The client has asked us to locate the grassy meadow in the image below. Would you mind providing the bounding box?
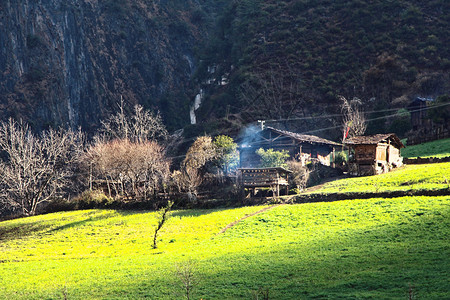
[1,137,450,299]
[308,162,450,194]
[402,138,450,158]
[1,195,449,299]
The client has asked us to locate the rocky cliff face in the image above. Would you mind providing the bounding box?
[0,0,210,131]
[2,0,448,136]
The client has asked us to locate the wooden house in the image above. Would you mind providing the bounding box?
[239,126,341,168]
[345,134,404,176]
[406,97,449,145]
[239,167,292,197]
[407,97,434,131]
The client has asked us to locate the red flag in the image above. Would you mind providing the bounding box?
[345,126,350,139]
[343,121,352,141]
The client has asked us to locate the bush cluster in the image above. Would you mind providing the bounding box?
[73,190,114,209]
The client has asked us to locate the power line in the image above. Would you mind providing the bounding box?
[263,102,449,123]
[298,102,450,135]
[166,101,450,159]
[231,98,414,123]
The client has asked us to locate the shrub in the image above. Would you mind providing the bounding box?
[213,135,238,174]
[256,148,289,168]
[42,198,76,214]
[73,190,114,209]
[334,151,348,167]
[286,160,309,192]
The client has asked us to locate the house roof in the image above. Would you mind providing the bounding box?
[266,126,341,146]
[345,134,405,148]
[408,97,434,109]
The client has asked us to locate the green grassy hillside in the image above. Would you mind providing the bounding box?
[1,196,449,299]
[308,162,450,194]
[402,138,450,158]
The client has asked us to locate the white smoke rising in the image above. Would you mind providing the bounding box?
[237,124,261,148]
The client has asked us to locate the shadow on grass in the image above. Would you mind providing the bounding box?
[107,206,449,299]
[47,211,117,233]
[0,221,52,241]
[0,211,117,241]
[112,207,233,219]
[0,208,232,243]
[171,207,231,219]
[2,201,449,299]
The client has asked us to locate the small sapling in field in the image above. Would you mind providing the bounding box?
[174,259,199,300]
[407,283,416,300]
[251,287,270,300]
[152,201,173,249]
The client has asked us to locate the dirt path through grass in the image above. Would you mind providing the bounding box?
[218,204,282,234]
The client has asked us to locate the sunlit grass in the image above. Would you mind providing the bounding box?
[0,207,262,262]
[1,196,449,299]
[402,138,450,158]
[308,162,450,194]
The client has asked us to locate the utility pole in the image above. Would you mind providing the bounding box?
[257,120,265,130]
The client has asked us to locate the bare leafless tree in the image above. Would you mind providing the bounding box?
[0,119,83,216]
[101,98,168,143]
[174,260,199,300]
[340,96,367,142]
[175,136,217,201]
[172,168,203,202]
[83,139,170,200]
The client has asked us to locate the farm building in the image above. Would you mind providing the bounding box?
[345,134,404,176]
[408,97,434,131]
[239,126,341,168]
[239,167,292,197]
[406,96,450,145]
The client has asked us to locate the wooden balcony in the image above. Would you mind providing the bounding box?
[238,167,292,197]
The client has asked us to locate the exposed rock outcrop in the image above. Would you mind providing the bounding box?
[0,0,210,131]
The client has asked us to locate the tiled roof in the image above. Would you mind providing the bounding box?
[345,134,404,148]
[266,126,341,146]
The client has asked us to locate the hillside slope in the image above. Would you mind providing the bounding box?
[0,0,448,136]
[402,137,450,158]
[0,0,223,131]
[0,197,448,299]
[194,0,450,136]
[306,162,450,194]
